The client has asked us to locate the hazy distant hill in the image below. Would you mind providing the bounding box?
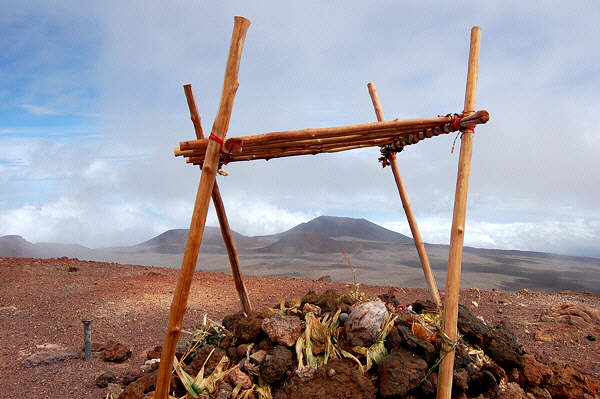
[104,227,269,255]
[258,231,357,255]
[0,235,96,259]
[277,216,412,243]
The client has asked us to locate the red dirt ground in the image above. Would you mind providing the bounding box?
[0,257,598,398]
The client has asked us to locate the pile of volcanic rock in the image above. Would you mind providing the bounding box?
[115,289,599,399]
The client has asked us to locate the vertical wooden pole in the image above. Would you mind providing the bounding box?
[183,84,252,315]
[367,82,442,308]
[436,26,481,399]
[155,16,251,399]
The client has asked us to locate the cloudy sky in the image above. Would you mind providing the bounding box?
[1,1,599,257]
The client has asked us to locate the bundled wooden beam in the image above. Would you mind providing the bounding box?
[174,110,489,164]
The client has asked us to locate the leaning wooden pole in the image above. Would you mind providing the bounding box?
[183,84,252,315]
[155,16,251,399]
[436,26,481,399]
[367,82,442,308]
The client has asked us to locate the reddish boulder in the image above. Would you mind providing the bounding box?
[273,359,376,399]
[261,314,302,347]
[497,382,528,399]
[519,354,553,386]
[260,345,294,385]
[145,345,162,360]
[104,342,132,363]
[95,371,117,388]
[227,368,253,389]
[546,360,599,399]
[234,312,265,342]
[379,348,428,397]
[215,382,234,399]
[526,386,552,399]
[316,289,340,312]
[121,369,141,385]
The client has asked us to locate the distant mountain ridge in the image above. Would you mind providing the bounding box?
[279,216,412,243]
[0,235,96,259]
[1,215,407,258]
[2,216,600,294]
[130,227,266,254]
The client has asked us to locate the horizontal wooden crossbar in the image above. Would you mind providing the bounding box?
[174,110,489,165]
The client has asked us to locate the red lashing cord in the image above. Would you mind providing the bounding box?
[209,132,224,149]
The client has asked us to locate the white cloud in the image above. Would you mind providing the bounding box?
[19,104,59,116]
[1,1,599,257]
[380,217,600,258]
[0,196,170,247]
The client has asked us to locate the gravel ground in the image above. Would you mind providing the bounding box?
[0,256,598,398]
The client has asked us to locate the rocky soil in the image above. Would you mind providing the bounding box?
[0,257,599,398]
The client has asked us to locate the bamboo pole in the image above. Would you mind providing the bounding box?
[367,82,442,308]
[155,16,251,399]
[176,110,489,157]
[179,115,455,150]
[183,84,252,315]
[436,26,481,399]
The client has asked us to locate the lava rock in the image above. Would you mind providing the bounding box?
[215,382,234,399]
[250,349,267,364]
[185,344,226,376]
[346,300,389,347]
[96,371,117,388]
[317,289,340,312]
[260,345,294,385]
[302,303,321,315]
[411,299,438,314]
[257,336,274,351]
[546,360,600,399]
[378,289,401,307]
[261,314,302,347]
[379,348,428,398]
[454,344,476,370]
[486,322,524,370]
[457,305,523,370]
[294,365,317,382]
[118,370,158,399]
[234,312,266,342]
[457,305,490,346]
[237,343,250,358]
[104,342,132,363]
[222,311,245,332]
[481,359,507,384]
[301,290,319,305]
[519,354,552,386]
[227,368,253,389]
[497,382,528,399]
[467,369,498,397]
[273,359,376,399]
[21,344,81,367]
[145,345,162,360]
[339,293,354,305]
[453,368,470,394]
[526,386,552,399]
[394,325,437,364]
[121,369,141,385]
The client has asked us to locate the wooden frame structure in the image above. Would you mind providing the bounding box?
[156,17,487,399]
